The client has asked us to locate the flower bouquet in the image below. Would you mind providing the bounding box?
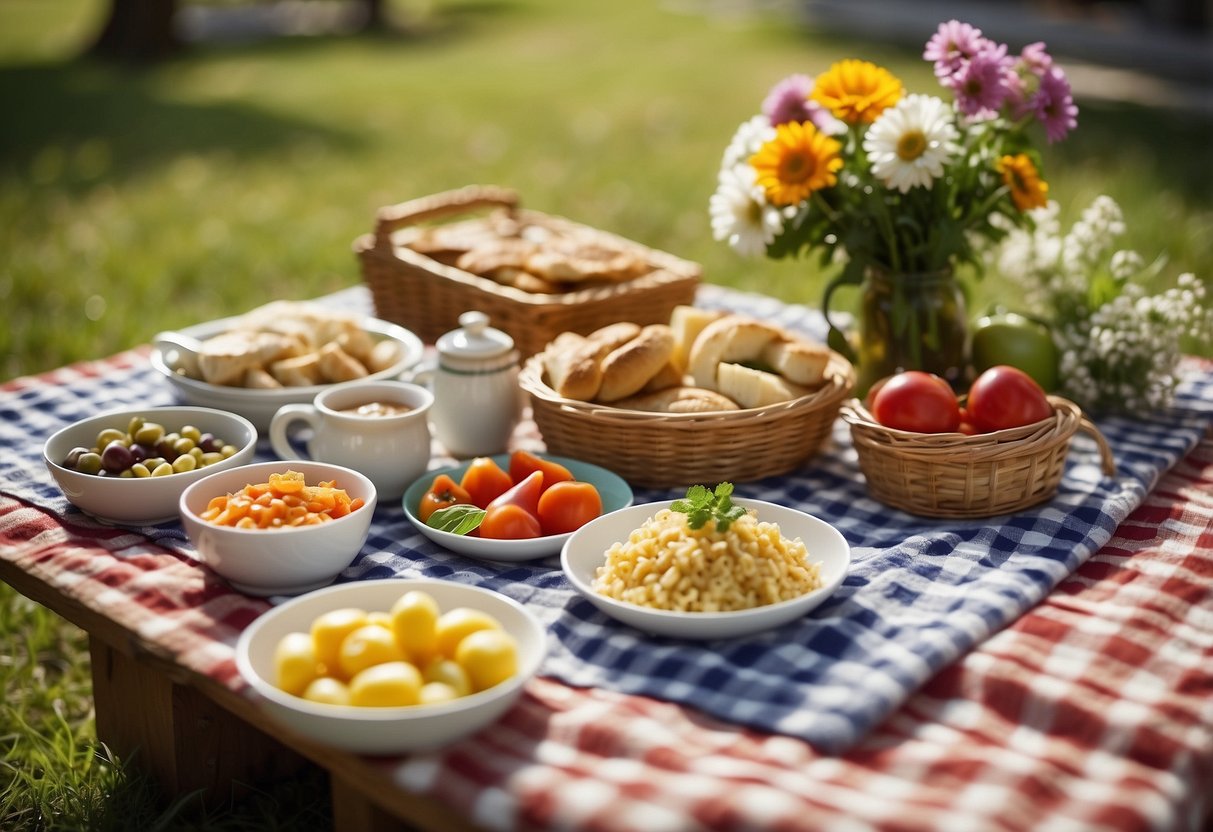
[710,20,1078,390]
[993,195,1212,414]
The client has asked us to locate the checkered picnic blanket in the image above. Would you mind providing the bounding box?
[3,285,1212,757]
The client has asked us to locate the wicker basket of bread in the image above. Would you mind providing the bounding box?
[518,305,855,488]
[840,395,1116,518]
[355,185,701,358]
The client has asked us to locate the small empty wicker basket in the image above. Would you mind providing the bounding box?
[841,396,1116,518]
[519,349,856,489]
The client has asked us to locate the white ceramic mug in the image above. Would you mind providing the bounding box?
[269,380,433,500]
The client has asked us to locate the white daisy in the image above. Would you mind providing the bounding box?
[720,115,776,170]
[863,94,959,193]
[709,164,783,257]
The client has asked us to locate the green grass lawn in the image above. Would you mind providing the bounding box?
[2,0,1211,827]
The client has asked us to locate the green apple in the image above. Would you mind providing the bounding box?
[971,312,1060,392]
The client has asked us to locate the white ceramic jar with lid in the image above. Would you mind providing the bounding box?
[428,311,521,458]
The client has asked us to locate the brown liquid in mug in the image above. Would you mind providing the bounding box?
[337,400,413,418]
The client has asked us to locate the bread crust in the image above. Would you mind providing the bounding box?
[614,386,740,413]
[542,332,603,401]
[688,315,786,390]
[761,338,830,387]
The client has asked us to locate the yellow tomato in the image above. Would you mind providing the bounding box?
[434,607,502,660]
[337,623,405,680]
[390,590,440,665]
[348,661,422,707]
[455,629,518,692]
[301,676,352,706]
[422,657,472,697]
[310,607,369,677]
[274,631,321,696]
[419,681,462,706]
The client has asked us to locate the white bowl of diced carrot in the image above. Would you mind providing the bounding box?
[179,461,377,596]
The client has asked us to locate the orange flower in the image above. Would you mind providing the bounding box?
[749,121,843,206]
[997,153,1048,211]
[810,60,903,124]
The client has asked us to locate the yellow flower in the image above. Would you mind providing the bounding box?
[997,153,1048,211]
[750,121,843,206]
[810,60,903,124]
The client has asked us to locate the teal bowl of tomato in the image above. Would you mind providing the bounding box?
[402,452,633,562]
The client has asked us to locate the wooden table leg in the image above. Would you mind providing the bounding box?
[89,638,306,803]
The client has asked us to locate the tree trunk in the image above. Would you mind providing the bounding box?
[88,0,182,62]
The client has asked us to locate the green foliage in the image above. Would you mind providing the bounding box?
[672,482,747,532]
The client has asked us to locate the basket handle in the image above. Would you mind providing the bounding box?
[1079,416,1117,477]
[373,185,520,245]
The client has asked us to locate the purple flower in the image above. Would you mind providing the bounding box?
[924,20,986,81]
[1018,41,1053,75]
[1035,67,1078,142]
[761,73,843,133]
[951,42,1014,117]
[1006,41,1055,119]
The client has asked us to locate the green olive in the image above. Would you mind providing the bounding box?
[96,428,126,448]
[151,462,174,477]
[134,422,165,446]
[75,452,103,475]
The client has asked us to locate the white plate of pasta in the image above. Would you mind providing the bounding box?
[560,496,851,640]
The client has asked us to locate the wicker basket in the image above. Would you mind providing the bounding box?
[519,349,856,489]
[841,396,1116,518]
[355,185,702,358]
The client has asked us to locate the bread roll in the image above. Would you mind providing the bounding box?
[716,362,809,408]
[761,338,830,387]
[614,386,740,413]
[669,306,726,373]
[542,332,603,401]
[597,324,676,402]
[640,361,684,393]
[586,322,642,355]
[317,342,369,383]
[688,316,786,390]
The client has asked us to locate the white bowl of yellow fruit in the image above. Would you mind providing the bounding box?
[234,578,546,754]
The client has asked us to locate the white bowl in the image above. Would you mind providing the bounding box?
[150,315,424,431]
[43,406,258,526]
[179,460,377,596]
[402,454,634,562]
[561,499,851,640]
[235,578,547,754]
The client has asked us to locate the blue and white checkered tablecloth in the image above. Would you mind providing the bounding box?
[3,285,1211,754]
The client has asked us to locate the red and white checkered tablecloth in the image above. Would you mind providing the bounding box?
[3,353,1211,831]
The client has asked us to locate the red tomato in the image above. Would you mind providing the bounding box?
[536,481,603,536]
[966,365,1053,432]
[459,457,513,508]
[417,474,473,523]
[508,450,573,494]
[485,470,544,519]
[869,371,962,433]
[479,504,542,540]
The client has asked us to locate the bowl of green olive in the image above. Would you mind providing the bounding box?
[43,405,257,526]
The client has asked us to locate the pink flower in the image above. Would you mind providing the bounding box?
[924,20,985,81]
[761,73,842,133]
[950,42,1014,117]
[1035,67,1078,142]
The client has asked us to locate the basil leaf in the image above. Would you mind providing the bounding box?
[426,504,486,535]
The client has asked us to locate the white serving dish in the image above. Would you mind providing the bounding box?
[561,499,851,639]
[179,460,377,596]
[235,578,547,754]
[150,314,424,431]
[43,405,258,526]
[402,454,633,562]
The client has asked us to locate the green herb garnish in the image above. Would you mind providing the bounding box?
[426,504,486,535]
[671,482,747,532]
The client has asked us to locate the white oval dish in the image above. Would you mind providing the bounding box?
[561,499,851,640]
[235,578,546,754]
[179,460,377,596]
[402,454,633,562]
[150,314,424,431]
[43,405,258,526]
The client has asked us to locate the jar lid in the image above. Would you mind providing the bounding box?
[436,311,515,360]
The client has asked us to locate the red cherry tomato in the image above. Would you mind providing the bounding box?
[536,481,603,536]
[417,474,473,523]
[479,503,542,540]
[869,371,962,433]
[485,470,544,519]
[508,450,573,494]
[460,457,513,508]
[966,365,1053,432]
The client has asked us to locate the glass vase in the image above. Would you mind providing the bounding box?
[855,267,969,395]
